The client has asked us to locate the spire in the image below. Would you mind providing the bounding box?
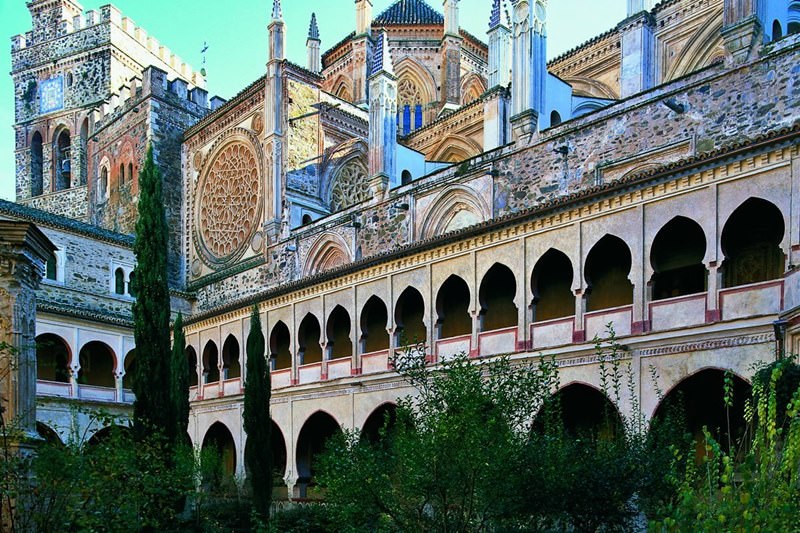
[308,12,320,41]
[271,0,282,20]
[370,30,394,77]
[489,0,501,29]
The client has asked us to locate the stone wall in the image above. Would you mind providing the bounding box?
[24,187,88,221]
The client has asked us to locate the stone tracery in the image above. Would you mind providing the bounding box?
[330,160,370,212]
[197,141,261,264]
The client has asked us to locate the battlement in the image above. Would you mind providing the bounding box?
[11,4,205,89]
[91,65,211,132]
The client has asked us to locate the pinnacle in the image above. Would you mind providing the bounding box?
[308,12,320,40]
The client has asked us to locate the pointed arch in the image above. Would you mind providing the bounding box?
[419,184,491,240]
[664,10,725,81]
[330,75,353,102]
[429,134,483,163]
[394,57,436,105]
[460,73,486,105]
[303,232,352,276]
[563,76,618,100]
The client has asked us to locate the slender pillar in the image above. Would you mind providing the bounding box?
[265,0,286,240]
[353,0,373,107]
[306,13,321,74]
[510,0,547,141]
[619,11,655,97]
[440,0,462,115]
[368,31,398,198]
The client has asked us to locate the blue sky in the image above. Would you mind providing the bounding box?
[0,0,625,200]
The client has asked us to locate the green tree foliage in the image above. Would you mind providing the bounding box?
[170,312,190,443]
[653,357,800,531]
[244,306,273,521]
[132,145,173,443]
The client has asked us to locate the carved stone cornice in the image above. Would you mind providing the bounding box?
[0,221,56,290]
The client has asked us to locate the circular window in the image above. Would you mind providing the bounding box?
[195,141,261,266]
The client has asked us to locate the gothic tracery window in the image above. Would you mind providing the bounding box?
[398,77,424,135]
[330,160,370,212]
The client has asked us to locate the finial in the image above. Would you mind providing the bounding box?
[271,0,282,20]
[308,12,320,40]
[370,30,394,77]
[489,0,501,29]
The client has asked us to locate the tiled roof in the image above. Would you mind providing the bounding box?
[374,0,444,25]
[0,198,134,247]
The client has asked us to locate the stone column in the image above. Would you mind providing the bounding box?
[0,221,54,442]
[619,11,655,98]
[368,31,398,198]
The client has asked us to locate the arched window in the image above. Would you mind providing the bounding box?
[772,20,783,40]
[222,335,241,380]
[435,275,472,339]
[330,159,370,212]
[79,119,88,185]
[721,198,785,288]
[585,235,634,312]
[401,169,412,185]
[298,314,322,365]
[119,163,125,186]
[296,411,341,498]
[650,217,707,300]
[789,2,800,34]
[77,341,115,387]
[302,214,313,225]
[531,249,574,322]
[54,129,71,191]
[127,162,133,185]
[479,263,518,331]
[395,287,426,348]
[66,72,73,87]
[360,296,389,353]
[45,250,58,281]
[326,305,352,360]
[30,132,43,196]
[398,77,424,135]
[550,110,562,127]
[270,321,291,370]
[99,166,109,200]
[203,341,220,383]
[114,268,125,295]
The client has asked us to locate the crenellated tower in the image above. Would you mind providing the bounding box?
[265,0,286,239]
[307,13,321,75]
[368,31,398,198]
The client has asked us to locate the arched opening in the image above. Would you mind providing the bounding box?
[127,162,133,185]
[37,422,63,446]
[585,235,634,312]
[118,163,125,186]
[298,314,322,365]
[772,19,783,40]
[99,166,109,200]
[269,321,291,370]
[87,425,130,447]
[394,287,426,348]
[650,217,707,300]
[128,271,136,297]
[202,341,220,383]
[302,214,313,225]
[186,346,198,387]
[789,3,800,34]
[77,341,115,387]
[270,420,288,482]
[361,403,398,444]
[652,369,751,460]
[550,110,562,127]
[114,267,125,295]
[531,249,574,322]
[536,384,622,440]
[296,411,341,498]
[122,349,135,389]
[401,169,412,185]
[721,198,785,288]
[202,422,237,483]
[479,263,518,331]
[30,131,43,196]
[35,333,70,383]
[397,76,425,135]
[54,129,71,191]
[360,296,389,353]
[79,118,88,185]
[791,21,800,34]
[222,335,241,380]
[435,275,472,339]
[326,305,352,360]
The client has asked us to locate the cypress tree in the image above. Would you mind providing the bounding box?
[243,306,272,521]
[131,145,173,442]
[170,312,190,444]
